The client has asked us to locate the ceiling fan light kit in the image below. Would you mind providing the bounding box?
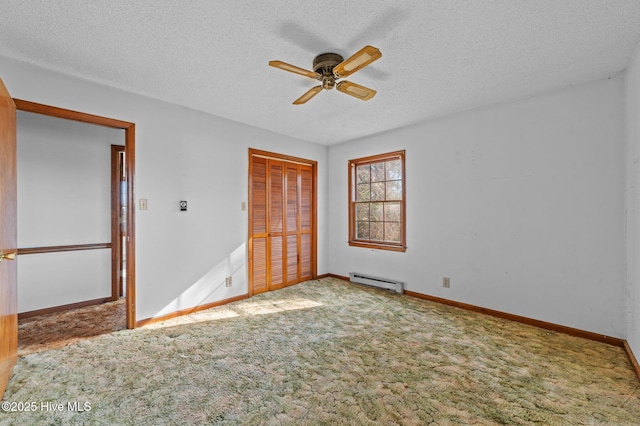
[269,45,381,105]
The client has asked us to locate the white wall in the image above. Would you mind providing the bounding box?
[17,111,123,312]
[1,56,328,322]
[625,43,640,357]
[329,76,626,337]
[17,112,124,247]
[3,54,629,340]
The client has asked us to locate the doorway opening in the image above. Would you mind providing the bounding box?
[14,100,136,330]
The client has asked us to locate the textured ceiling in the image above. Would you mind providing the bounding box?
[1,1,640,145]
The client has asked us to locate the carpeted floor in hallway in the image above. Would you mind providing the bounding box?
[18,298,126,356]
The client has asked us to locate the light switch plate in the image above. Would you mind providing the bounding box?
[139,199,148,210]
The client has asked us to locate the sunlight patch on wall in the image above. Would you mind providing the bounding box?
[153,243,247,319]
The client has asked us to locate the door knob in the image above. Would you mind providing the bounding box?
[0,252,16,262]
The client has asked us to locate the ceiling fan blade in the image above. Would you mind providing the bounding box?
[333,45,382,79]
[336,81,377,101]
[293,86,323,105]
[269,60,321,80]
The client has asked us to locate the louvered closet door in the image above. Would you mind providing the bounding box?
[284,163,314,285]
[250,156,269,294]
[249,150,315,295]
[268,160,285,290]
[284,163,300,286]
[250,157,285,294]
[299,164,313,282]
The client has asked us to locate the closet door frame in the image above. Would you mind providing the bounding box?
[248,149,317,296]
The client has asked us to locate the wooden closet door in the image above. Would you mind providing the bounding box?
[268,160,285,290]
[250,157,269,294]
[249,150,316,295]
[284,163,300,285]
[299,164,313,281]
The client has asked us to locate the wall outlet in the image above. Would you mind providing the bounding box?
[225,276,232,287]
[442,277,450,288]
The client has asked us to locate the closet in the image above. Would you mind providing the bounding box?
[248,149,316,295]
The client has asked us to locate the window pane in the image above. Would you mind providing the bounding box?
[371,182,385,201]
[370,222,384,241]
[386,159,402,180]
[356,203,369,221]
[349,151,405,251]
[384,202,401,222]
[357,165,370,184]
[371,162,385,182]
[357,221,370,239]
[385,222,401,243]
[356,183,370,201]
[386,181,402,200]
[370,202,383,222]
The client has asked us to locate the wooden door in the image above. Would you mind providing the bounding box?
[249,150,316,295]
[284,163,314,285]
[284,163,299,286]
[268,159,285,291]
[111,145,126,299]
[249,156,268,294]
[0,77,17,399]
[299,164,313,282]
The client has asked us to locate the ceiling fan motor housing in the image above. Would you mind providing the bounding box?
[313,52,343,90]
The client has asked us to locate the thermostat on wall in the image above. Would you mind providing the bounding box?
[180,201,187,211]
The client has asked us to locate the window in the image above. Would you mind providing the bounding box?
[348,150,406,252]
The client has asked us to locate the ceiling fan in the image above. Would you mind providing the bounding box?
[269,45,382,105]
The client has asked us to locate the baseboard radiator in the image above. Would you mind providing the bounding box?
[349,272,404,294]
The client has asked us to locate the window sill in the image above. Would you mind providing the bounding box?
[348,241,407,252]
